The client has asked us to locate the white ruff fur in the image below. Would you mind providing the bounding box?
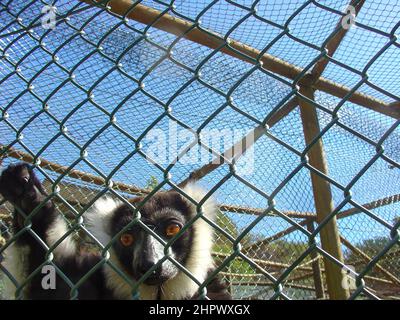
[84,196,123,247]
[46,215,76,260]
[2,214,76,299]
[2,242,30,299]
[87,184,216,300]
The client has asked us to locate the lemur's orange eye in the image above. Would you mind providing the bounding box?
[165,224,181,237]
[120,234,134,247]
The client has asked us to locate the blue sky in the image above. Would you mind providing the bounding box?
[0,0,399,247]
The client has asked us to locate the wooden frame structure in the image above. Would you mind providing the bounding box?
[1,0,399,300]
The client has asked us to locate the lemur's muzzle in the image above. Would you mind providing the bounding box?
[136,235,172,285]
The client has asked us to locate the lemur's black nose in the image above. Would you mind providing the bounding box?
[138,262,164,285]
[138,259,159,276]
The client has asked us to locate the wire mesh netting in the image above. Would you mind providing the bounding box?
[0,0,399,300]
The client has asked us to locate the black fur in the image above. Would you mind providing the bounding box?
[114,192,195,285]
[0,163,231,300]
[0,163,112,299]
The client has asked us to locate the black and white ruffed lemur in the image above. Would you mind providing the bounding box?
[0,163,231,300]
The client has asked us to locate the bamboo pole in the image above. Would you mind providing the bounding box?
[287,271,316,283]
[80,0,400,119]
[0,213,11,221]
[230,276,396,293]
[298,85,349,299]
[0,235,5,247]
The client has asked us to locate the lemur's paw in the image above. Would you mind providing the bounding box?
[0,163,42,204]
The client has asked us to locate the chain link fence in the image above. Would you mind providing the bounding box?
[0,0,399,299]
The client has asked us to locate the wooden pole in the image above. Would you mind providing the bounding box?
[306,220,325,299]
[298,85,349,299]
[340,236,400,286]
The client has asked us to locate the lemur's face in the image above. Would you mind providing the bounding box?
[110,191,194,285]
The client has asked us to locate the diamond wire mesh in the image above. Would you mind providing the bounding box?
[0,0,399,300]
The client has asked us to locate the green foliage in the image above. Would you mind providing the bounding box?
[213,211,255,274]
[213,211,311,275]
[256,239,311,264]
[0,275,4,299]
[215,211,238,240]
[145,176,159,190]
[345,236,400,278]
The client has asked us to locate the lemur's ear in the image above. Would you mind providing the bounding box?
[179,183,217,221]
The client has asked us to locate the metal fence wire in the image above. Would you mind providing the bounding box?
[0,0,399,300]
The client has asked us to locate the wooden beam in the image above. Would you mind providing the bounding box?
[212,251,315,273]
[310,0,366,81]
[229,281,321,292]
[298,85,349,299]
[242,219,310,253]
[1,145,311,219]
[218,204,315,219]
[1,145,147,195]
[337,193,400,220]
[244,192,400,253]
[340,235,400,286]
[177,96,298,187]
[80,0,400,119]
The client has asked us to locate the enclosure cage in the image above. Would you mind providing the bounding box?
[0,0,399,300]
